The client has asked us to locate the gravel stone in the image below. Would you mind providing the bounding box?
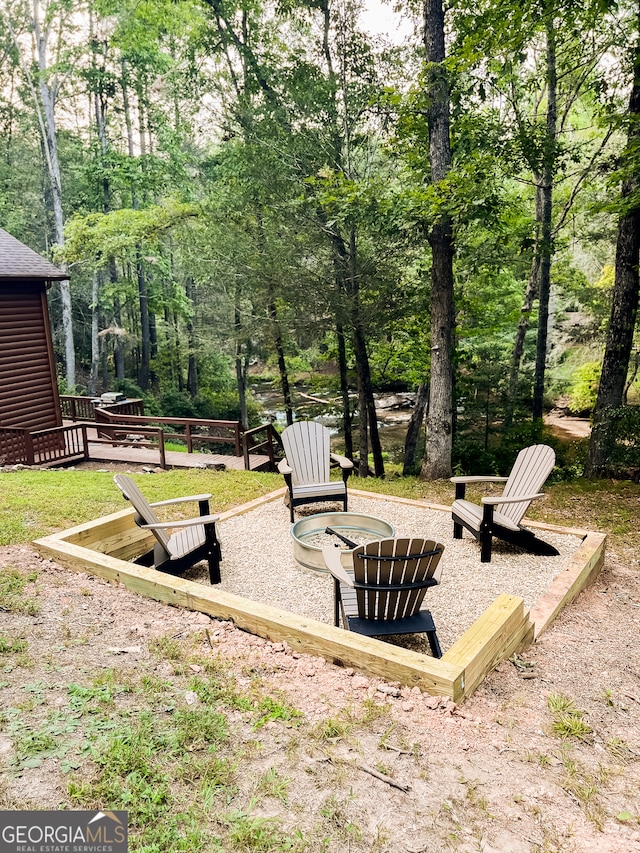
[199,494,582,655]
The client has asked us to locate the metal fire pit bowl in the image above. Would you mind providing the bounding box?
[291,511,395,573]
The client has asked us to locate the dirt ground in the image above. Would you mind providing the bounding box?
[1,471,639,851]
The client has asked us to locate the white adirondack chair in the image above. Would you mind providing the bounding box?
[278,420,353,523]
[450,444,559,563]
[113,474,222,583]
[322,537,445,658]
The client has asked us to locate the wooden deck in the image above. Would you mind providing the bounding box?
[84,440,271,471]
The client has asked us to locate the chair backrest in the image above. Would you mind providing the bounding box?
[280,420,331,486]
[500,444,555,526]
[351,537,444,622]
[113,474,170,550]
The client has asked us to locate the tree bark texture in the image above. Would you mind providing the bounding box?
[420,0,455,480]
[587,0,640,475]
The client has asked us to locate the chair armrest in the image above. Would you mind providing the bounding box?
[150,494,212,508]
[330,453,354,471]
[322,545,354,587]
[450,476,508,484]
[141,513,220,530]
[278,458,293,476]
[481,493,544,506]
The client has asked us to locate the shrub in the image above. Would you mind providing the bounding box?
[566,363,601,415]
[600,406,640,475]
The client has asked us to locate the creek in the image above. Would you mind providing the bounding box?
[250,382,591,467]
[250,381,415,465]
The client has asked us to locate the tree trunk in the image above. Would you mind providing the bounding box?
[136,249,151,391]
[504,226,541,431]
[268,289,294,427]
[112,289,125,380]
[88,271,100,396]
[403,382,429,474]
[122,60,153,391]
[32,0,75,389]
[420,0,455,480]
[586,2,640,475]
[336,321,353,459]
[532,15,557,423]
[349,226,384,476]
[186,277,199,398]
[234,285,249,430]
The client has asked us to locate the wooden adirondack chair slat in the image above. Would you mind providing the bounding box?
[113,474,222,584]
[451,444,559,563]
[278,421,353,522]
[324,537,445,658]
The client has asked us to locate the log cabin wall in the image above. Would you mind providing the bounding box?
[0,228,67,433]
[0,281,62,430]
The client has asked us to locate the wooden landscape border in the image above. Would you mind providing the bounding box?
[33,487,606,703]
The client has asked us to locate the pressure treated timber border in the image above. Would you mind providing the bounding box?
[33,488,606,702]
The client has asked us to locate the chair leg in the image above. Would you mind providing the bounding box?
[453,521,463,539]
[480,503,494,563]
[427,630,442,659]
[205,525,222,584]
[333,577,341,627]
[480,529,493,562]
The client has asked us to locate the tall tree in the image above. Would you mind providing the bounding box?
[420,0,455,479]
[586,0,640,474]
[2,0,77,387]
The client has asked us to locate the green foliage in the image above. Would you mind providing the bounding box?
[566,362,601,415]
[598,406,640,474]
[59,202,199,268]
[114,380,161,415]
[192,390,262,425]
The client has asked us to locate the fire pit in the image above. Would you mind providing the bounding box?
[291,511,395,573]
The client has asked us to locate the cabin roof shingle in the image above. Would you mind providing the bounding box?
[0,228,67,281]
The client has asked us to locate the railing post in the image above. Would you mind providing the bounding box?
[242,432,250,470]
[81,423,89,460]
[267,425,276,467]
[158,429,166,469]
[186,423,193,453]
[24,430,35,466]
[235,423,242,457]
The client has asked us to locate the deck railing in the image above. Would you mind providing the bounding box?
[87,423,167,469]
[94,409,244,457]
[0,424,89,466]
[60,396,145,421]
[242,423,281,470]
[2,404,280,471]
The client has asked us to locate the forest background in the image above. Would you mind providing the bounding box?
[1,0,639,480]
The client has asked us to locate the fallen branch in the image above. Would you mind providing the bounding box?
[381,743,411,755]
[358,763,410,792]
[298,391,339,405]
